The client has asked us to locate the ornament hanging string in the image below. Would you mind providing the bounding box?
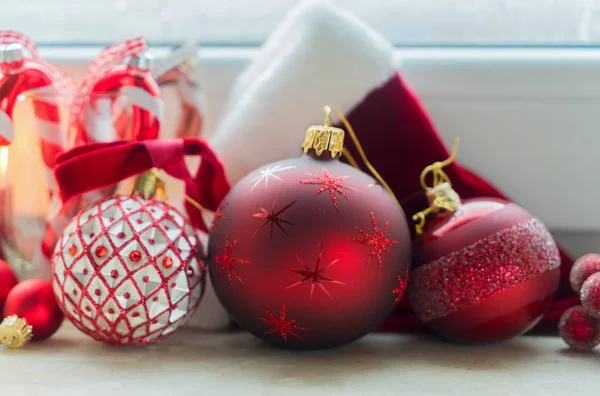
[412,137,462,235]
[324,105,401,209]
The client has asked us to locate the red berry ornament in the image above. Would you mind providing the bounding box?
[581,272,600,318]
[408,145,561,343]
[207,111,411,349]
[570,254,600,294]
[0,260,18,316]
[559,305,600,350]
[52,194,205,346]
[3,279,64,340]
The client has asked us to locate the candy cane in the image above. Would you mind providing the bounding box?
[69,37,161,145]
[154,42,207,138]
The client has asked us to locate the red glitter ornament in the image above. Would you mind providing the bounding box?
[207,109,411,349]
[52,195,206,346]
[3,279,64,340]
[0,260,18,316]
[581,272,600,318]
[559,305,600,350]
[407,144,560,344]
[570,254,600,294]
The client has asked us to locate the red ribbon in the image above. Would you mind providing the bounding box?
[54,137,230,232]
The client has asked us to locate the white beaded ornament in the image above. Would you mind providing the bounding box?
[52,195,205,346]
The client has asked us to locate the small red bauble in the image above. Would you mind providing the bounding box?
[207,123,411,349]
[52,195,206,346]
[408,198,561,343]
[570,254,600,294]
[559,305,600,350]
[3,279,64,340]
[581,272,600,318]
[0,260,18,316]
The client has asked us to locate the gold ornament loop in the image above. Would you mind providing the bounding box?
[412,138,462,235]
[0,315,33,349]
[419,137,460,191]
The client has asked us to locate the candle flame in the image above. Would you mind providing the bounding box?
[0,146,8,176]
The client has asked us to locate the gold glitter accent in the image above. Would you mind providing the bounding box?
[409,218,561,323]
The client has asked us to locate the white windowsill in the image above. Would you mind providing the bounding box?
[36,45,600,255]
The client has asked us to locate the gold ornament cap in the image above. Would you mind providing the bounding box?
[302,106,345,158]
[132,169,167,200]
[0,315,33,348]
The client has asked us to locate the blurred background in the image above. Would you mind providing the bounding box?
[3,0,600,46]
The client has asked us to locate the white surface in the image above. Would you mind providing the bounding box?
[1,322,596,396]
[2,0,600,45]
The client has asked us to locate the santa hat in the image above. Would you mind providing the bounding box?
[209,0,577,333]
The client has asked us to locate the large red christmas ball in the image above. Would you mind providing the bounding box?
[207,154,411,349]
[52,195,205,346]
[0,260,18,316]
[3,279,64,340]
[408,198,561,343]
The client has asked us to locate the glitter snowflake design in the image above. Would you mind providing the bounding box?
[392,267,410,304]
[298,168,356,210]
[353,212,398,274]
[252,200,296,240]
[260,304,310,342]
[215,237,251,284]
[284,245,345,299]
[250,164,296,191]
[211,202,228,230]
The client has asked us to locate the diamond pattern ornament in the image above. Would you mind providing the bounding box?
[52,195,206,346]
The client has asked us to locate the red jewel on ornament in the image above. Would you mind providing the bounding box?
[162,257,173,269]
[123,292,131,299]
[143,276,149,282]
[69,244,77,256]
[149,239,155,245]
[559,305,600,350]
[207,109,411,349]
[110,270,119,279]
[570,254,600,294]
[581,272,600,318]
[129,250,142,263]
[95,246,107,258]
[117,232,125,239]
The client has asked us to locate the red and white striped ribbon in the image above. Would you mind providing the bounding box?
[69,37,147,145]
